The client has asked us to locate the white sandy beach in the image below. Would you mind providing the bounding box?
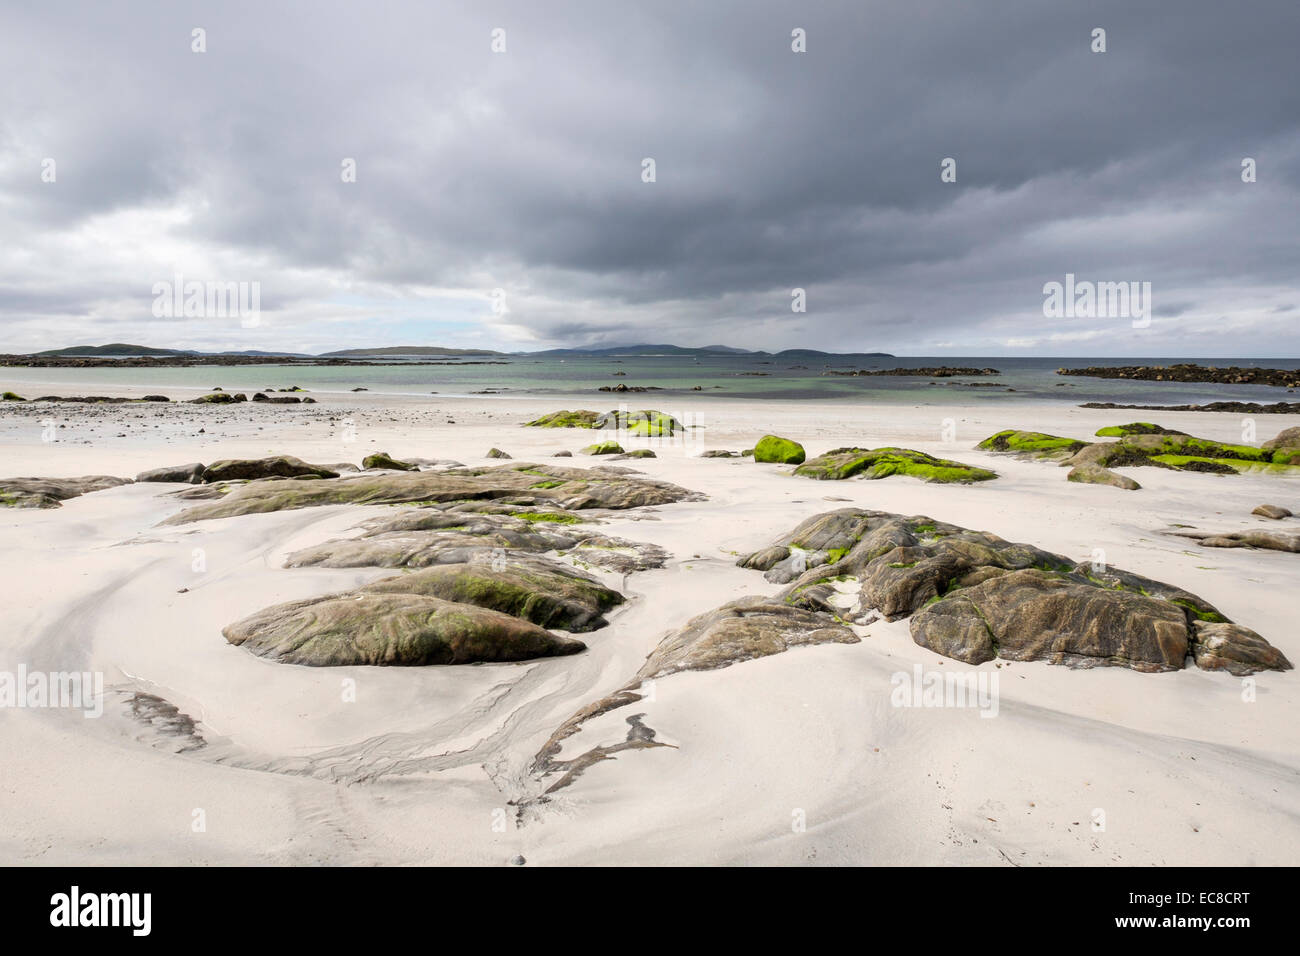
[1,388,1297,866]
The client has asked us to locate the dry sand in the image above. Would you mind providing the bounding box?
[1,386,1297,865]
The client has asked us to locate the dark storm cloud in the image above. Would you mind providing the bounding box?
[0,0,1297,354]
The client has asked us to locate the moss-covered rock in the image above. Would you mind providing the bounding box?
[188,392,247,404]
[1117,433,1268,462]
[1,391,25,401]
[1262,426,1300,465]
[201,456,339,483]
[593,409,683,435]
[1094,422,1187,437]
[580,441,624,456]
[977,430,1088,459]
[362,451,417,471]
[794,447,996,483]
[360,558,624,631]
[524,410,600,428]
[738,508,1290,675]
[0,475,131,509]
[753,435,806,464]
[486,448,513,459]
[222,591,586,665]
[614,449,656,459]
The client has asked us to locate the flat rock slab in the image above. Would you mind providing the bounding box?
[223,591,585,666]
[162,461,702,524]
[285,507,668,574]
[1173,529,1300,553]
[638,597,859,679]
[0,475,131,509]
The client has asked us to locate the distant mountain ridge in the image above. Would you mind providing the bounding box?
[25,342,894,359]
[321,346,503,357]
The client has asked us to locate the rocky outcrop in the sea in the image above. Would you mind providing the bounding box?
[201,455,339,482]
[1081,401,1300,414]
[737,509,1290,676]
[0,475,132,509]
[794,447,996,483]
[580,441,623,456]
[162,461,701,524]
[1059,364,1300,388]
[486,448,513,459]
[822,366,999,377]
[753,435,806,464]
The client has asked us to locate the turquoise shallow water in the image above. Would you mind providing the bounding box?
[2,355,1298,406]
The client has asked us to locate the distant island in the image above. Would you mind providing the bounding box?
[1,342,895,367]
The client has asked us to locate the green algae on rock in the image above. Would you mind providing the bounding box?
[977,430,1088,459]
[362,451,417,471]
[359,557,624,632]
[580,441,623,455]
[1094,422,1187,437]
[594,409,683,436]
[982,423,1300,479]
[794,447,996,483]
[523,410,601,428]
[753,435,806,464]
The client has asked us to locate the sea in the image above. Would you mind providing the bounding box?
[2,355,1299,407]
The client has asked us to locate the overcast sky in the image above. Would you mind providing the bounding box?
[1,0,1297,356]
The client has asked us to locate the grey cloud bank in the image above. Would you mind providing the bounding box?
[0,0,1297,356]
